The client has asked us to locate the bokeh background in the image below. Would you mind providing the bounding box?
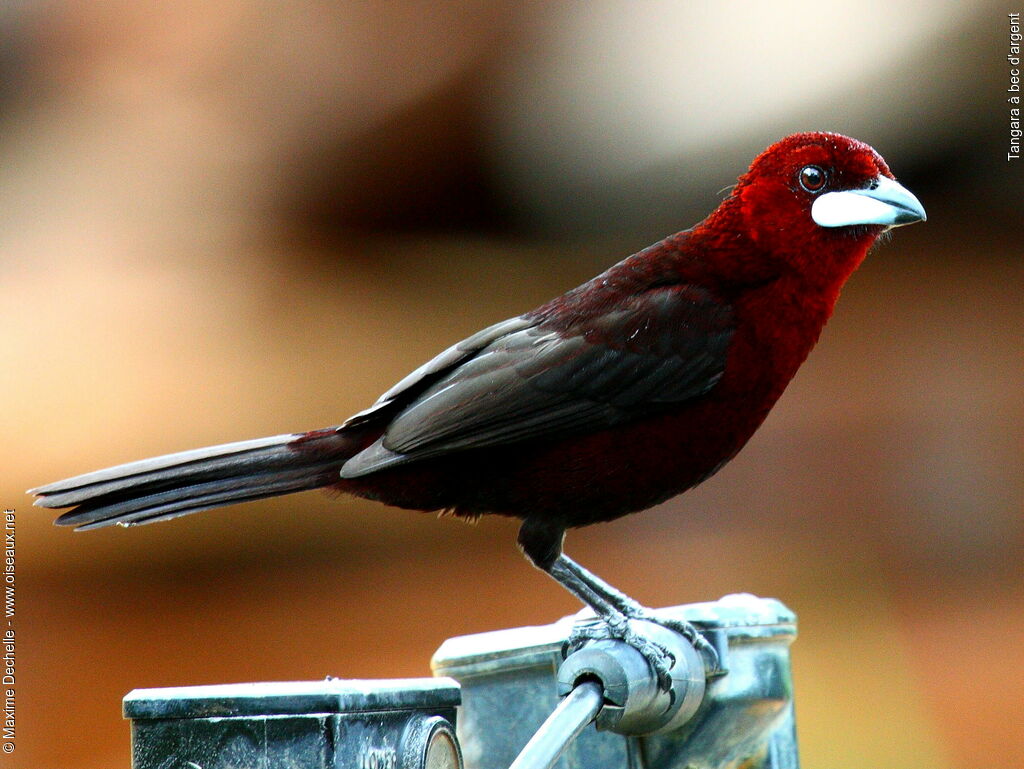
[2,1,1021,767]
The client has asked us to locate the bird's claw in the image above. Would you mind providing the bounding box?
[565,615,677,691]
[564,608,723,688]
[634,611,722,677]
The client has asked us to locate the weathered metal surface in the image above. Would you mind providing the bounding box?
[432,594,799,769]
[125,678,462,769]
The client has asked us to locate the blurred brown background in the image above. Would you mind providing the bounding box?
[2,1,1021,767]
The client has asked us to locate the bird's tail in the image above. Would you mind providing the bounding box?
[30,429,355,531]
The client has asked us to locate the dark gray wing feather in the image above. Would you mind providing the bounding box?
[341,316,534,429]
[340,285,733,477]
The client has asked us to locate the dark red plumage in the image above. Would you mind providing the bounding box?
[308,133,915,536]
[31,132,924,677]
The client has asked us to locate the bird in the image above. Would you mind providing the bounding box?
[30,132,925,684]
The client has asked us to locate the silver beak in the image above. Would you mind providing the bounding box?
[812,175,926,229]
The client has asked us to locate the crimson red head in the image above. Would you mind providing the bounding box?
[722,131,925,285]
[744,132,893,191]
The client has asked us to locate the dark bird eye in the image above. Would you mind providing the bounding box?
[798,165,827,193]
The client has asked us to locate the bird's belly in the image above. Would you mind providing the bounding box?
[338,391,770,529]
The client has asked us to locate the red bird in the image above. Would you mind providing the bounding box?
[31,132,924,681]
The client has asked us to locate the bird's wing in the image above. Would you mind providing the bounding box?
[341,316,536,429]
[340,285,733,477]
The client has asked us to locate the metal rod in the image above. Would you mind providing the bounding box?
[508,681,604,769]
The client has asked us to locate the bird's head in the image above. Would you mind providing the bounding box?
[730,132,925,282]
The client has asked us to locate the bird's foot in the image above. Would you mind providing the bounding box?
[565,613,678,691]
[628,608,722,677]
[539,552,722,686]
[565,607,722,688]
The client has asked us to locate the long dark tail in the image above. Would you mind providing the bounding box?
[30,429,355,531]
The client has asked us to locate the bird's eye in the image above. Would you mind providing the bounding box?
[798,165,827,193]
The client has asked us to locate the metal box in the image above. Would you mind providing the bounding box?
[124,678,462,769]
[432,593,799,769]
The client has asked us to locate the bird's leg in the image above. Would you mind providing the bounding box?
[518,522,717,690]
[545,556,679,690]
[555,553,648,615]
[556,554,721,674]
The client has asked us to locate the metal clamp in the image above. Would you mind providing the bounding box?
[507,618,709,769]
[556,618,707,735]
